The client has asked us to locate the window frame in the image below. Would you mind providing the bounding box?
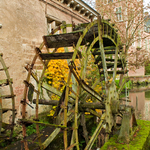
[115,6,122,21]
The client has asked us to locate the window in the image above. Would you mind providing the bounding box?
[108,0,113,3]
[145,39,148,51]
[103,0,108,4]
[47,22,51,35]
[46,17,60,35]
[149,40,150,52]
[144,26,147,32]
[116,7,122,21]
[103,0,113,4]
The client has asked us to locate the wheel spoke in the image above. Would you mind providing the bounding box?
[113,45,119,82]
[98,16,108,83]
[85,113,105,150]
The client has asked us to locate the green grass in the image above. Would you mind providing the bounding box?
[145,64,150,75]
[101,120,150,150]
[115,79,132,91]
[26,121,48,136]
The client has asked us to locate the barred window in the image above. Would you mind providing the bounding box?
[144,26,147,32]
[116,7,122,21]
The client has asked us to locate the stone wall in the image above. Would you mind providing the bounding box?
[128,67,145,77]
[0,0,90,122]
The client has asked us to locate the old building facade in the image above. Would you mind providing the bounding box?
[0,0,99,121]
[96,0,150,77]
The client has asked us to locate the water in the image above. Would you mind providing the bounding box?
[128,86,150,121]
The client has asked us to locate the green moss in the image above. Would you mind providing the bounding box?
[115,79,132,92]
[133,81,150,86]
[145,64,150,75]
[101,120,150,150]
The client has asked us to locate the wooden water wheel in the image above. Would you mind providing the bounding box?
[0,53,16,140]
[20,16,137,150]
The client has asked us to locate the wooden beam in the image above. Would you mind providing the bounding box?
[43,23,118,48]
[0,67,9,71]
[93,50,116,56]
[0,94,15,99]
[0,79,13,86]
[33,99,105,109]
[43,25,98,48]
[98,63,123,69]
[94,58,122,64]
[42,82,76,100]
[19,119,67,129]
[39,52,81,60]
[43,31,83,48]
[69,64,102,102]
[100,70,128,74]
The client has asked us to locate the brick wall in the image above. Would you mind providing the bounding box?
[0,0,90,122]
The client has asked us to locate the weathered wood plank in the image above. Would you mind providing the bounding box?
[19,119,67,128]
[94,46,116,52]
[43,23,118,48]
[43,32,84,48]
[32,99,105,109]
[39,52,81,60]
[98,63,123,69]
[33,99,58,105]
[42,82,76,100]
[94,58,122,64]
[43,25,98,48]
[0,94,16,99]
[93,50,116,56]
[100,70,128,74]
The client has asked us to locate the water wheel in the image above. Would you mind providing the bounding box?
[20,16,137,150]
[0,53,16,140]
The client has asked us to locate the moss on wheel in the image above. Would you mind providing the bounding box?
[101,120,150,150]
